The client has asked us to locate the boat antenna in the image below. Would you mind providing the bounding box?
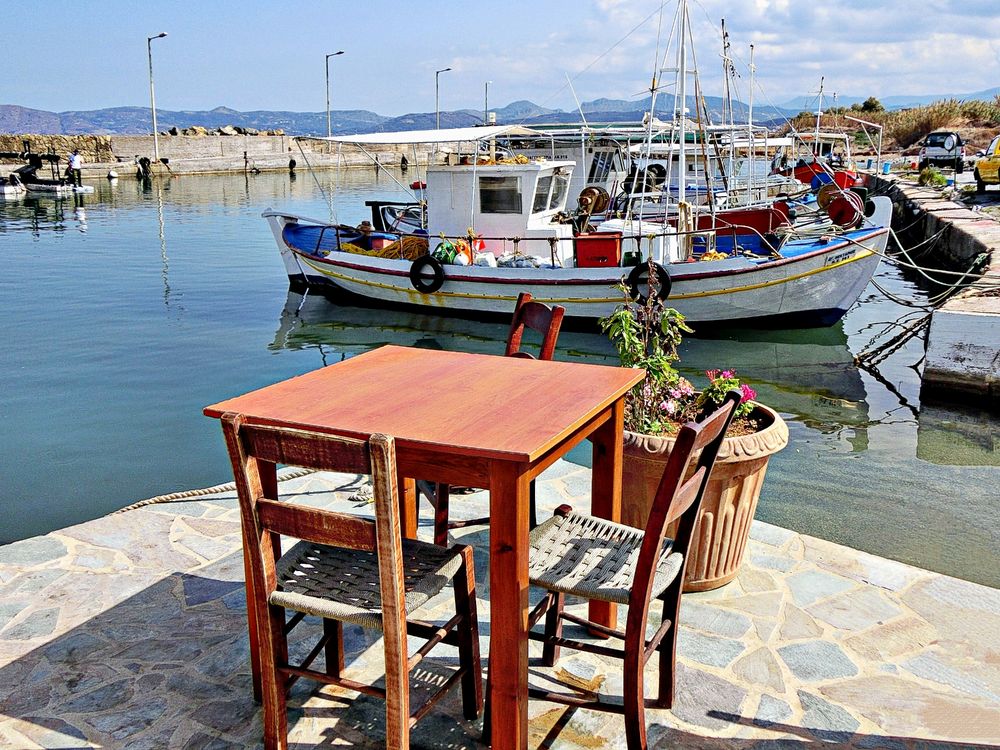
[565,73,589,128]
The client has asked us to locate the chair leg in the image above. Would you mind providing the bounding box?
[655,594,681,709]
[453,546,484,720]
[382,621,410,750]
[434,483,451,547]
[261,604,290,750]
[541,592,564,667]
[622,624,648,750]
[482,666,492,743]
[323,619,344,679]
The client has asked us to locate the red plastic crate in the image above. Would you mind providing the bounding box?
[575,232,622,268]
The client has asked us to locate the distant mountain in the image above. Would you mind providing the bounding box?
[0,104,388,136]
[0,95,803,137]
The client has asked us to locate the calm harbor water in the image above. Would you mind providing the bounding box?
[1,170,997,587]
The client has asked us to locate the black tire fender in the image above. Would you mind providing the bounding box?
[627,261,671,304]
[409,255,445,293]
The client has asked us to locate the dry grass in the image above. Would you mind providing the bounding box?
[781,96,1000,151]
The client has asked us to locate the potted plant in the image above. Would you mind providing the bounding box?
[600,279,788,592]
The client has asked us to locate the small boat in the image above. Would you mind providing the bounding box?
[10,153,94,195]
[0,172,26,199]
[264,125,890,328]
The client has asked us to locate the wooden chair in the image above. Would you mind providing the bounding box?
[427,291,566,545]
[221,414,482,750]
[505,390,742,749]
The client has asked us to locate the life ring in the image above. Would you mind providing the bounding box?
[627,262,671,304]
[409,255,445,293]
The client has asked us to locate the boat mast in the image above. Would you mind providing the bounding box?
[748,43,755,202]
[814,76,824,159]
[677,0,687,213]
[721,18,735,198]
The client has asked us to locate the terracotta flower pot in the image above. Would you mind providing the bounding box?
[621,403,789,592]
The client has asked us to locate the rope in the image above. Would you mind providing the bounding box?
[114,467,317,513]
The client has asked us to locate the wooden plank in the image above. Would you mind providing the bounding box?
[488,461,531,750]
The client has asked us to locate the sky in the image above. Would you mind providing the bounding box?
[5,0,1000,117]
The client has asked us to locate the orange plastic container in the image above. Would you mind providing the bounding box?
[575,232,622,268]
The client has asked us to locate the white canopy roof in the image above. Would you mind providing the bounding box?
[302,124,547,146]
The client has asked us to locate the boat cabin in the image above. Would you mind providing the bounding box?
[426,160,576,258]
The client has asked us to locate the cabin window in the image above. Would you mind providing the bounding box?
[549,171,570,210]
[480,176,522,213]
[588,150,615,182]
[532,175,553,213]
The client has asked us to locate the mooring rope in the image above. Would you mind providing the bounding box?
[114,468,317,513]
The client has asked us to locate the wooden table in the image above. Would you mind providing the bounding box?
[205,344,642,750]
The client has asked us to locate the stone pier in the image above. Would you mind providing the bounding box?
[1,463,997,748]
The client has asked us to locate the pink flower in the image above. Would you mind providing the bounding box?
[660,400,677,414]
[740,384,757,402]
[705,369,719,380]
[721,370,734,379]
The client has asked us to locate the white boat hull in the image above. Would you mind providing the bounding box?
[263,197,890,327]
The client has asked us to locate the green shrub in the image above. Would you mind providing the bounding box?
[917,167,947,187]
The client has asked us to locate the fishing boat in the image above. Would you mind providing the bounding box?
[263,123,890,328]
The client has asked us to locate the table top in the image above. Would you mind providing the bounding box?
[205,345,642,463]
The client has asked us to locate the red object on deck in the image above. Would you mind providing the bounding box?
[574,232,622,268]
[827,192,864,228]
[692,203,791,234]
[833,170,860,189]
[410,180,427,190]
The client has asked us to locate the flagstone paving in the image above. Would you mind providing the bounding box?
[1,463,998,749]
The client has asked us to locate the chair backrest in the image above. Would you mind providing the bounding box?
[626,390,743,618]
[504,291,566,361]
[220,413,406,623]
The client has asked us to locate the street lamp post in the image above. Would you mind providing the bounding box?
[325,51,345,139]
[484,80,491,124]
[435,67,451,129]
[147,32,167,163]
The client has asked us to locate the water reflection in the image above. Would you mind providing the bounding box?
[270,289,872,442]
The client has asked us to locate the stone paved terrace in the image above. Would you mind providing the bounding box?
[1,462,998,749]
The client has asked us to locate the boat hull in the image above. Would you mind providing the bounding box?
[263,203,889,327]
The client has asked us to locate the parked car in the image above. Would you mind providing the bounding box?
[918,131,965,173]
[973,134,1000,193]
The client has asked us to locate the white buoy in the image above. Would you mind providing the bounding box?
[107,169,118,180]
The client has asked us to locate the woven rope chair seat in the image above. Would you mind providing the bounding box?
[270,539,464,630]
[527,512,682,604]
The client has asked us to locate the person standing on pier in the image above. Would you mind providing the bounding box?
[68,149,83,187]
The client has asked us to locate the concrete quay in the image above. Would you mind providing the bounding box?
[0,133,430,178]
[1,462,998,749]
[869,174,1000,405]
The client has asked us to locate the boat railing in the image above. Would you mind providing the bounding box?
[341,222,796,266]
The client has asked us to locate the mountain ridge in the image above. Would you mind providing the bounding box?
[5,86,996,136]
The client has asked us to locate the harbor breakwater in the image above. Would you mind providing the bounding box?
[868,174,1000,403]
[0,133,433,176]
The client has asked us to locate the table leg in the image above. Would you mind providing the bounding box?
[589,399,625,631]
[397,471,418,540]
[488,462,531,750]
